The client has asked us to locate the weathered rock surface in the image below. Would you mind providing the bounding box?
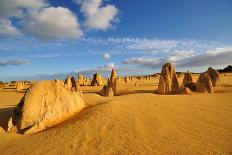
[91,73,103,86]
[196,73,213,93]
[158,63,181,94]
[101,85,113,97]
[16,81,24,92]
[207,67,221,87]
[8,80,85,134]
[182,71,196,91]
[77,74,85,86]
[183,71,193,86]
[101,69,117,96]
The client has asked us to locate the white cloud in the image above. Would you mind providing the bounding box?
[0,0,47,18]
[0,59,30,66]
[103,52,111,60]
[77,0,118,30]
[167,50,195,61]
[0,19,21,36]
[0,0,83,40]
[23,7,83,41]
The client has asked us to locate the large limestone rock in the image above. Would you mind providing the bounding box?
[206,67,221,87]
[16,81,24,92]
[196,73,213,93]
[158,63,180,94]
[8,80,85,134]
[101,69,117,96]
[91,73,103,86]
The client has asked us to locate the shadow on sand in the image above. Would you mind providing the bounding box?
[0,107,15,131]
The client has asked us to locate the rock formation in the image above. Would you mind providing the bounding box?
[196,73,213,93]
[101,85,113,97]
[182,71,196,91]
[77,74,85,86]
[158,63,181,94]
[8,80,85,134]
[206,67,221,87]
[91,73,103,86]
[183,71,193,86]
[101,69,117,96]
[16,81,24,92]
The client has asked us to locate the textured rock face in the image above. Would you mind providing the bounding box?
[158,63,180,94]
[77,74,85,86]
[16,81,24,92]
[196,73,213,93]
[108,69,117,95]
[101,85,113,97]
[182,71,196,91]
[101,69,117,96]
[180,86,191,94]
[183,71,193,86]
[207,67,221,87]
[8,80,85,134]
[91,73,103,86]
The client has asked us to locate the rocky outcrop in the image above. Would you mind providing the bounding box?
[158,63,181,94]
[183,71,193,86]
[8,80,85,134]
[196,73,213,93]
[207,67,221,87]
[101,85,113,97]
[16,81,24,92]
[91,73,103,86]
[77,74,85,86]
[101,69,117,96]
[182,71,196,91]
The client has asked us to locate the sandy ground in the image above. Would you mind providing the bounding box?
[0,73,232,154]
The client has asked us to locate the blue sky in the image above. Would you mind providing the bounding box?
[0,0,232,81]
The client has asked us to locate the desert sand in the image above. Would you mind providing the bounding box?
[0,73,232,154]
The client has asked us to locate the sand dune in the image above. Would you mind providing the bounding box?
[0,73,232,154]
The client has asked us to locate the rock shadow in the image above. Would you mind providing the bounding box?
[0,107,14,131]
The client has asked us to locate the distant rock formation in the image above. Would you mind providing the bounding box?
[0,81,5,88]
[16,81,24,92]
[158,63,181,94]
[91,73,103,86]
[217,65,232,73]
[207,67,221,87]
[77,74,88,86]
[183,71,193,85]
[182,71,196,91]
[64,76,78,90]
[196,73,213,93]
[101,69,117,96]
[8,80,85,134]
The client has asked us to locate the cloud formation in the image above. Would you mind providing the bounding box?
[103,52,111,60]
[0,19,20,36]
[23,7,83,40]
[123,47,232,69]
[0,59,30,66]
[0,0,80,40]
[77,0,118,30]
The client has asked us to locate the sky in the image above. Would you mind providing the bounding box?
[0,0,232,81]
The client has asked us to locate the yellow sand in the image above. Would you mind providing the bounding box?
[0,73,232,154]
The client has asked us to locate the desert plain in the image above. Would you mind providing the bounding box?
[0,72,232,155]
